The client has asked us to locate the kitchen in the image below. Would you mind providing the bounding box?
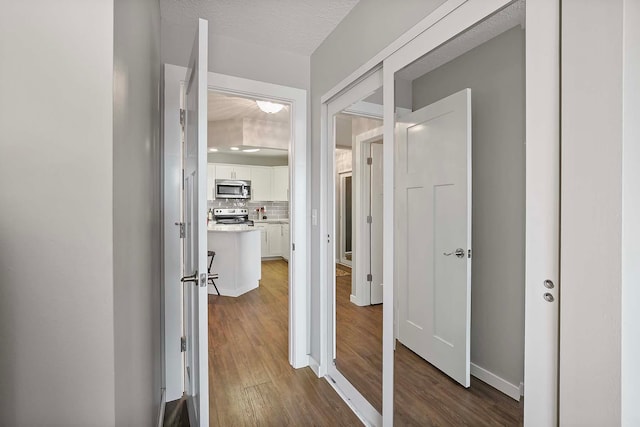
[205,91,291,297]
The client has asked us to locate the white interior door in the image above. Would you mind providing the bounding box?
[369,141,384,305]
[396,88,471,387]
[182,18,208,426]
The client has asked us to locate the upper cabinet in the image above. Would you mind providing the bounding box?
[272,166,289,201]
[216,164,251,181]
[250,166,273,202]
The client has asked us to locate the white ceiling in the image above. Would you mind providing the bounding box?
[160,0,360,56]
[208,91,290,122]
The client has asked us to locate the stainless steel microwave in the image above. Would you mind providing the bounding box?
[215,179,251,199]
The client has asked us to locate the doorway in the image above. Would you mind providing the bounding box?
[320,1,560,425]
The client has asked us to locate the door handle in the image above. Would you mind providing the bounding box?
[443,248,465,258]
[181,271,198,284]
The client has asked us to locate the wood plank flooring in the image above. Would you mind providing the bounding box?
[335,268,524,426]
[208,260,361,426]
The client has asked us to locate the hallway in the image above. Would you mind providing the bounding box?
[207,260,360,426]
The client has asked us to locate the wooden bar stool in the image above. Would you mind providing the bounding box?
[207,250,220,296]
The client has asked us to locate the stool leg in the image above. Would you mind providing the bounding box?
[211,279,220,296]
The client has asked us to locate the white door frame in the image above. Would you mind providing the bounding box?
[162,64,309,402]
[353,127,383,306]
[318,0,560,426]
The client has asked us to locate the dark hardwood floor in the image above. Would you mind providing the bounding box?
[208,260,361,426]
[335,267,524,426]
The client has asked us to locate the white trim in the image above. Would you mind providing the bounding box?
[338,170,353,267]
[320,0,468,104]
[309,355,321,377]
[162,65,309,401]
[470,363,521,402]
[157,388,166,427]
[213,283,259,298]
[325,376,374,427]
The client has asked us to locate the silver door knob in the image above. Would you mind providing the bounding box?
[443,248,465,258]
[181,272,198,284]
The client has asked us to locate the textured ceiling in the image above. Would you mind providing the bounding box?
[160,0,360,55]
[208,91,290,123]
[397,0,525,81]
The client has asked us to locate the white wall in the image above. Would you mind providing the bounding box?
[0,1,116,425]
[561,1,623,425]
[309,0,447,364]
[162,20,310,90]
[622,0,640,424]
[411,26,525,390]
[113,0,162,424]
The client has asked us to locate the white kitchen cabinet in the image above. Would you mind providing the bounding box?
[281,223,290,261]
[254,223,269,257]
[272,166,289,201]
[250,166,273,201]
[207,164,216,200]
[267,224,282,257]
[215,164,251,181]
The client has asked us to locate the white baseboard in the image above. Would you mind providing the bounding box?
[208,282,258,297]
[350,294,367,306]
[470,363,521,401]
[157,388,166,427]
[309,356,321,377]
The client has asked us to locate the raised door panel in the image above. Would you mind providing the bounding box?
[254,224,268,257]
[272,166,289,201]
[282,223,290,261]
[251,167,273,201]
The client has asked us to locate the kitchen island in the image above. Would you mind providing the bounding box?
[207,224,261,296]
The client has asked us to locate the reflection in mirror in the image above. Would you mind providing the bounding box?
[333,87,384,413]
[393,1,526,424]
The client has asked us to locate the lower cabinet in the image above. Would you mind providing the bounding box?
[254,223,288,258]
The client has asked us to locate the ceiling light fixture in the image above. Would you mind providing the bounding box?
[256,100,285,114]
[242,148,260,153]
[208,148,218,152]
[229,147,240,151]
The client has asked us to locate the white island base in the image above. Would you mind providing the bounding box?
[207,227,261,296]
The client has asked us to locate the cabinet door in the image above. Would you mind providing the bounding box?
[272,166,289,201]
[254,224,268,258]
[250,167,272,201]
[282,224,290,261]
[234,166,251,181]
[207,164,216,200]
[267,224,282,257]
[215,164,235,180]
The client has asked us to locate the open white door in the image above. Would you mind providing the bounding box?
[181,18,208,426]
[369,141,384,305]
[396,88,472,387]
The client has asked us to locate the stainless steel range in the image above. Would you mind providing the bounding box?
[213,208,254,226]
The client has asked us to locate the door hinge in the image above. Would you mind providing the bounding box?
[292,243,295,251]
[367,273,373,282]
[176,222,185,238]
[468,249,472,259]
[180,336,186,352]
[179,108,186,127]
[367,215,372,224]
[367,157,373,165]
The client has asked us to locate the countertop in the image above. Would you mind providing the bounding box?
[207,224,260,232]
[253,219,289,224]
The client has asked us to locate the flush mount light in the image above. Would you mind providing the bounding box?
[229,147,240,151]
[242,148,260,153]
[208,148,218,152]
[256,100,285,114]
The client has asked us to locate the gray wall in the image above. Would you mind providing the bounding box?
[412,26,525,390]
[113,0,162,425]
[310,0,446,364]
[162,20,309,90]
[561,1,624,425]
[0,1,116,425]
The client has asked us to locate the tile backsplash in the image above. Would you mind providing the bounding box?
[208,199,289,220]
